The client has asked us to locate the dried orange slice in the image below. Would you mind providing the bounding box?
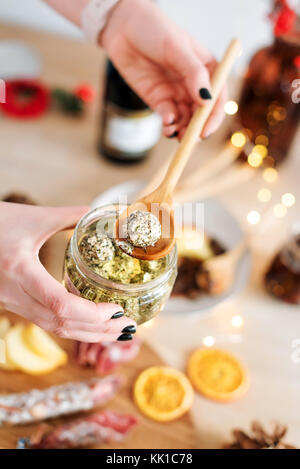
[187,348,248,402]
[134,366,194,422]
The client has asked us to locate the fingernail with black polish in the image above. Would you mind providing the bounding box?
[111,311,124,319]
[117,333,133,341]
[199,88,212,100]
[122,325,136,334]
[168,131,178,139]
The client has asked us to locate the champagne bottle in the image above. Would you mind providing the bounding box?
[99,61,162,163]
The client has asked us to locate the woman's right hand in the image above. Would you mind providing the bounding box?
[0,202,136,342]
[101,0,227,139]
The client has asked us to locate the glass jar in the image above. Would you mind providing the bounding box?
[63,204,177,325]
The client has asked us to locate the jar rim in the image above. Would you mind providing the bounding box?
[71,204,177,293]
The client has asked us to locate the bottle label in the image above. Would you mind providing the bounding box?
[104,109,162,155]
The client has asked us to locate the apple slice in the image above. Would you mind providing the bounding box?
[23,324,68,366]
[0,354,18,371]
[0,317,11,339]
[177,227,214,260]
[0,317,18,371]
[6,324,65,375]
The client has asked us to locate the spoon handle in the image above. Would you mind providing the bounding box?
[159,38,242,198]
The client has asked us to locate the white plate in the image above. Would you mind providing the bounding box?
[92,180,252,316]
[0,41,41,80]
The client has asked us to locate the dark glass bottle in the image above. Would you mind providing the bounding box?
[229,1,300,167]
[99,61,162,164]
[236,36,300,166]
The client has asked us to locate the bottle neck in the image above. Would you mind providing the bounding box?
[105,60,149,112]
[272,34,300,63]
[276,31,300,47]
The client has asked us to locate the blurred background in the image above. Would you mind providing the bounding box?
[0,0,299,451]
[0,0,270,65]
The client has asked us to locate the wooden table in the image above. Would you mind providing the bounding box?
[0,22,300,449]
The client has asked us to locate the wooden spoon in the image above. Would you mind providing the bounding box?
[115,39,242,261]
[202,239,247,295]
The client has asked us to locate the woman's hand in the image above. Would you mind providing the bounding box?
[0,203,136,342]
[101,0,226,139]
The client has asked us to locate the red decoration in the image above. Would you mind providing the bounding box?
[74,84,95,103]
[294,55,300,68]
[273,5,297,36]
[0,80,50,119]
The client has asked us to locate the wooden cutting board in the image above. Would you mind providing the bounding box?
[0,316,196,449]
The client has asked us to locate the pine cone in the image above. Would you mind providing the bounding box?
[223,421,296,449]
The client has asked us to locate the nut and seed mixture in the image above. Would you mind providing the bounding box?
[82,234,115,262]
[78,220,166,285]
[126,210,161,248]
[115,239,134,256]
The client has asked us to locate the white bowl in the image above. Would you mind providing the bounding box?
[92,180,252,316]
[0,41,41,80]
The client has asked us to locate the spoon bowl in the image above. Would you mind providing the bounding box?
[115,193,176,261]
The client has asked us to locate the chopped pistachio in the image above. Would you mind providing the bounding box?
[115,239,134,256]
[78,223,166,284]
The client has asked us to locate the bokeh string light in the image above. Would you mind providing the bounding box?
[281,193,295,208]
[227,92,294,228]
[273,203,287,218]
[231,131,246,148]
[247,210,261,225]
[231,315,244,328]
[248,152,263,168]
[227,93,295,230]
[255,135,269,146]
[203,336,215,347]
[253,144,268,159]
[263,167,278,183]
[224,100,239,115]
[257,188,272,203]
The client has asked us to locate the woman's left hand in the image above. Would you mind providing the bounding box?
[101,0,227,140]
